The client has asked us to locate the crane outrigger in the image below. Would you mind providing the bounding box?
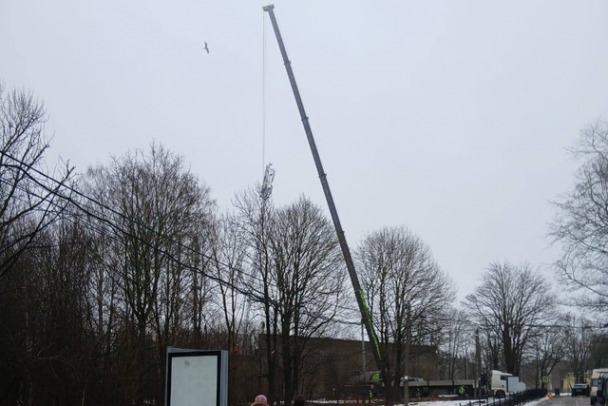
[262,4,386,390]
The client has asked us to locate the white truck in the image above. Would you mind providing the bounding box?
[589,368,608,405]
[490,370,526,398]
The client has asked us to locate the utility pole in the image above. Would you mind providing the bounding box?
[362,320,366,373]
[475,328,481,398]
[404,305,411,406]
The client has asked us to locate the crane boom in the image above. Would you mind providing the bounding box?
[262,4,385,381]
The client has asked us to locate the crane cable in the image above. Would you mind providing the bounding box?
[261,9,267,177]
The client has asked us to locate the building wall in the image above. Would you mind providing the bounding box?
[227,335,439,403]
[251,335,438,400]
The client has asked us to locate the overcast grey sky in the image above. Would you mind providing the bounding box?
[3,1,608,302]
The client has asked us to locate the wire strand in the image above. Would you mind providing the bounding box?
[262,9,267,177]
[0,150,356,328]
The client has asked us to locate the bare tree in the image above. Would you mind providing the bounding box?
[268,196,346,404]
[0,83,73,279]
[527,318,564,389]
[356,226,455,397]
[232,184,278,398]
[465,262,553,375]
[563,313,593,383]
[235,191,347,404]
[83,143,215,404]
[438,308,473,382]
[209,212,255,353]
[73,167,127,404]
[0,216,97,405]
[590,334,608,369]
[551,120,608,312]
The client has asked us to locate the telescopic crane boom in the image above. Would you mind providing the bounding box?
[262,4,385,383]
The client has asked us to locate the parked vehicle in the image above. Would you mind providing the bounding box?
[490,370,526,398]
[589,368,608,405]
[399,377,475,397]
[572,383,590,397]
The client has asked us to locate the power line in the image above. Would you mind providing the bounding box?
[0,150,356,327]
[1,151,274,300]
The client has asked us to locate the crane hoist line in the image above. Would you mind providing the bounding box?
[262,3,386,384]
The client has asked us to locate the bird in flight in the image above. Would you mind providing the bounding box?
[204,41,209,54]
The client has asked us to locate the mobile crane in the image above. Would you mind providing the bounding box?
[262,4,387,391]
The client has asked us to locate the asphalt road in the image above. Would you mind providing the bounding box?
[552,395,591,406]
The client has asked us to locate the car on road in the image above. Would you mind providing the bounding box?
[572,383,590,397]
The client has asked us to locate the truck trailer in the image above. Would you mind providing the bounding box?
[490,370,526,398]
[589,368,608,405]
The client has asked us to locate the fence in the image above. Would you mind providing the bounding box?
[460,389,548,406]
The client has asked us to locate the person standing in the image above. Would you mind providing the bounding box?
[294,394,305,406]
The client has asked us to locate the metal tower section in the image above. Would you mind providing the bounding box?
[262,4,385,379]
[260,163,275,201]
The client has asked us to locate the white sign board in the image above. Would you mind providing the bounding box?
[165,348,228,406]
